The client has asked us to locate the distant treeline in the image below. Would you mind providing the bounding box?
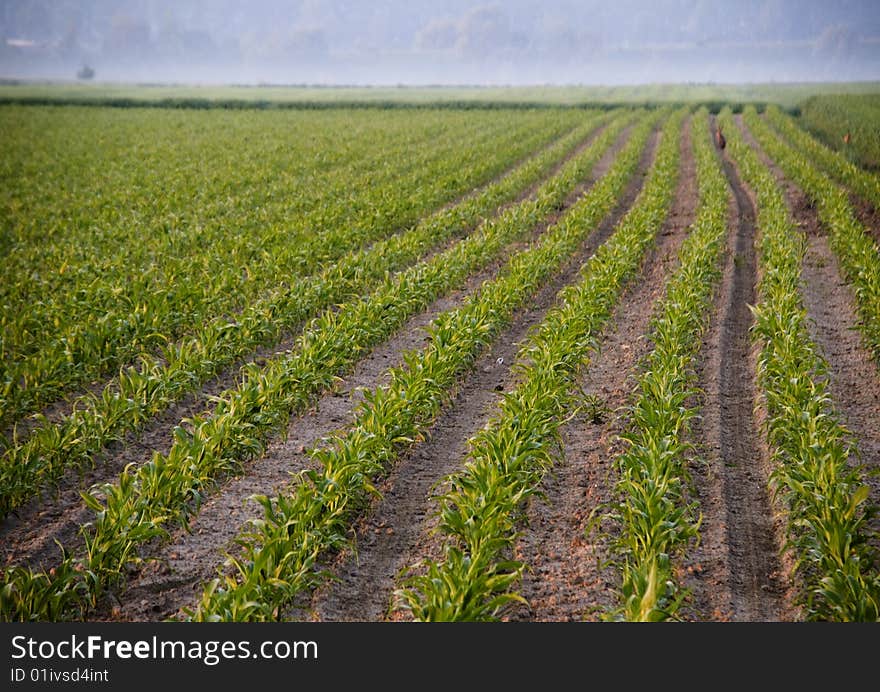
[0,95,771,113]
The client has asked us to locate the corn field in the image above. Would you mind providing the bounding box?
[1,101,879,622]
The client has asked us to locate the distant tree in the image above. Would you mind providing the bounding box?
[77,64,95,79]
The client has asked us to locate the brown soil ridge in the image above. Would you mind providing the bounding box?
[798,205,880,548]
[295,125,663,622]
[105,265,494,621]
[684,114,795,622]
[0,122,612,572]
[504,114,696,622]
[98,119,642,622]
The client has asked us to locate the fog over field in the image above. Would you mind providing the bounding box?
[1,0,879,85]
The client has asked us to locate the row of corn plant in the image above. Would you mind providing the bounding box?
[719,108,880,621]
[797,94,880,172]
[3,110,575,430]
[0,112,613,519]
[1,107,469,257]
[608,109,731,621]
[1,108,505,346]
[183,110,664,622]
[1,108,500,401]
[0,110,640,622]
[747,106,880,367]
[764,106,880,210]
[394,108,684,622]
[2,110,485,415]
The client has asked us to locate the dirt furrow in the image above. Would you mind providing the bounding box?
[104,120,642,622]
[0,122,612,573]
[684,115,795,622]
[298,127,663,623]
[798,230,880,542]
[850,198,880,245]
[503,116,696,622]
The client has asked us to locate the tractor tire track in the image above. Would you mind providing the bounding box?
[101,120,642,621]
[684,115,795,622]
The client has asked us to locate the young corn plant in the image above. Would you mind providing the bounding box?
[0,113,612,518]
[747,106,880,369]
[764,105,880,210]
[0,559,87,622]
[3,111,545,431]
[0,110,637,622]
[720,107,880,621]
[397,108,687,622]
[609,108,731,621]
[185,110,664,622]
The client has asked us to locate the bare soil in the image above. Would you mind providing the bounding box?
[849,197,880,245]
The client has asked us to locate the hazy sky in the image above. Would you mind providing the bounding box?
[2,0,879,84]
